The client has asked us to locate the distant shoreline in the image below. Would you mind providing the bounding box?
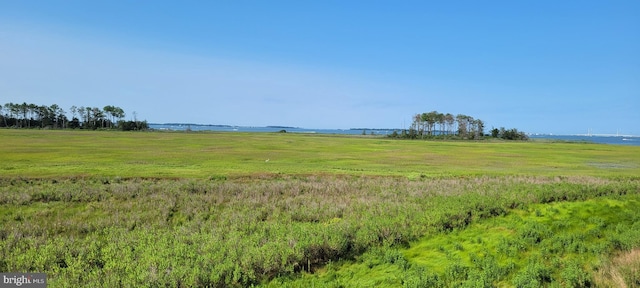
[151,123,402,131]
[151,123,639,137]
[149,124,639,146]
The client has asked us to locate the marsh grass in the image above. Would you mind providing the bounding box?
[1,129,639,179]
[286,193,640,287]
[595,248,640,288]
[2,130,640,286]
[408,196,640,287]
[1,176,639,286]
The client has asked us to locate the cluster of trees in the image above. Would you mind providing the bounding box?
[389,110,527,140]
[388,111,485,139]
[0,102,148,131]
[490,127,529,140]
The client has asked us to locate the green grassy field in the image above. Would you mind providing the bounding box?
[1,129,639,287]
[1,129,639,179]
[285,195,640,287]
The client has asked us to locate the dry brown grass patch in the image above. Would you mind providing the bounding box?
[594,248,640,288]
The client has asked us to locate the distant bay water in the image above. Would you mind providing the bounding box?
[149,123,382,135]
[527,135,640,146]
[149,124,640,146]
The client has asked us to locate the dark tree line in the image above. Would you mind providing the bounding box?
[388,110,528,140]
[490,127,529,140]
[0,102,148,131]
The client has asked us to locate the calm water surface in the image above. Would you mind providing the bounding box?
[149,124,640,146]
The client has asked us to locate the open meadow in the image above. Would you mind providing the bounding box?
[1,129,640,287]
[2,129,639,179]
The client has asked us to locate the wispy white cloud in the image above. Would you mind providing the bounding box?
[0,23,416,128]
[2,20,637,134]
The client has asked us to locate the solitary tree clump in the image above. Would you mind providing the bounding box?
[490,127,529,140]
[389,110,526,141]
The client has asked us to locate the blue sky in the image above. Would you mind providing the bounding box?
[1,1,638,134]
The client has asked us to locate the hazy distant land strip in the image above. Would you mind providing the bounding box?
[149,123,640,146]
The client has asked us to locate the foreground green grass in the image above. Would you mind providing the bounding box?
[1,129,639,178]
[1,129,640,286]
[285,195,640,287]
[2,177,639,287]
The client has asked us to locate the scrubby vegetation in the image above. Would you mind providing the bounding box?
[1,130,639,286]
[1,176,639,286]
[299,195,640,287]
[490,127,529,141]
[595,248,640,287]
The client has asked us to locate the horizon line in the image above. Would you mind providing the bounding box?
[148,123,639,137]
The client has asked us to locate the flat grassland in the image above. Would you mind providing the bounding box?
[1,129,639,287]
[1,129,638,178]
